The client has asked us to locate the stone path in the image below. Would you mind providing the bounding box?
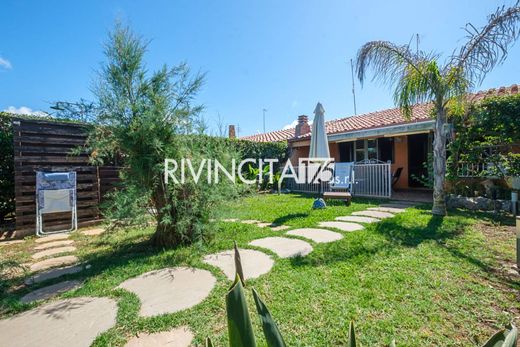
[1,202,417,346]
[352,210,395,219]
[335,215,380,223]
[32,246,77,260]
[249,237,313,258]
[25,264,84,285]
[21,280,82,304]
[220,218,291,231]
[318,221,365,232]
[81,227,105,236]
[125,326,193,347]
[0,297,117,347]
[286,228,343,243]
[203,249,274,280]
[118,267,216,317]
[34,239,75,250]
[30,255,79,272]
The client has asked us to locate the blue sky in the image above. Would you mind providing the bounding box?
[0,1,519,136]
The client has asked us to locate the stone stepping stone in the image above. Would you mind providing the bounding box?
[256,222,273,228]
[30,255,79,273]
[241,219,261,224]
[335,216,380,223]
[125,326,193,347]
[0,297,117,347]
[222,218,239,222]
[0,239,25,246]
[118,267,216,317]
[34,239,75,250]
[318,221,365,232]
[352,211,395,219]
[81,227,105,236]
[34,233,70,243]
[287,228,343,243]
[368,207,406,213]
[203,249,274,280]
[270,225,290,231]
[249,237,313,258]
[25,264,84,285]
[32,246,77,260]
[21,280,82,303]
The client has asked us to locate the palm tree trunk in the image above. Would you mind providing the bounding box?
[432,105,447,216]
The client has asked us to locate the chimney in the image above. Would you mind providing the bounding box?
[228,125,236,139]
[294,115,311,138]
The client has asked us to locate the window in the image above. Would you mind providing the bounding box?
[378,137,394,163]
[342,138,395,162]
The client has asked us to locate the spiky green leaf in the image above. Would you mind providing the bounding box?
[481,324,518,347]
[226,273,256,347]
[348,321,357,347]
[205,337,214,347]
[234,241,245,286]
[252,288,286,347]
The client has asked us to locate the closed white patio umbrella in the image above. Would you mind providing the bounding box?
[309,102,330,160]
[309,102,330,208]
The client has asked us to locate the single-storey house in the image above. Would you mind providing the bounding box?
[241,84,519,192]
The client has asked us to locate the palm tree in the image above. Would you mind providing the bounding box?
[356,2,520,215]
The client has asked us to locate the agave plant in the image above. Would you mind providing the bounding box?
[207,242,517,346]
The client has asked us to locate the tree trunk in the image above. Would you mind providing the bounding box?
[150,181,183,248]
[432,105,447,216]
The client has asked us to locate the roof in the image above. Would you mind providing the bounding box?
[240,84,519,143]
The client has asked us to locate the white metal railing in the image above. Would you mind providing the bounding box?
[285,161,392,198]
[456,162,496,178]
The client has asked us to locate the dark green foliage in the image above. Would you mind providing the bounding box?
[0,113,14,222]
[448,94,520,177]
[348,321,357,347]
[84,24,240,247]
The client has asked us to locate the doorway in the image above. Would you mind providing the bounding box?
[408,133,430,188]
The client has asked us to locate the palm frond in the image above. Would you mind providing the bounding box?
[452,1,520,85]
[356,41,440,118]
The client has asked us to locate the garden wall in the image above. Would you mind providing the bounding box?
[11,117,120,237]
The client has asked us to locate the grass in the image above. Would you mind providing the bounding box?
[1,193,519,346]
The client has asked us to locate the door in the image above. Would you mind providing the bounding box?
[407,133,430,188]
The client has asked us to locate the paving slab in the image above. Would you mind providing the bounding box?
[221,218,239,222]
[0,297,117,347]
[125,326,193,347]
[241,219,261,224]
[352,210,395,219]
[34,234,70,243]
[21,280,82,303]
[32,246,77,260]
[287,228,343,243]
[118,267,216,317]
[25,264,84,285]
[203,248,274,280]
[256,222,273,228]
[270,225,290,231]
[318,221,365,232]
[30,255,79,273]
[34,239,75,250]
[368,207,406,213]
[335,216,381,223]
[249,237,313,258]
[0,240,25,246]
[81,227,105,236]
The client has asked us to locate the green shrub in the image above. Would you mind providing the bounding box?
[0,113,14,222]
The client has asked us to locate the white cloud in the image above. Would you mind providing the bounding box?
[282,119,313,130]
[282,120,298,130]
[3,106,47,117]
[0,57,12,69]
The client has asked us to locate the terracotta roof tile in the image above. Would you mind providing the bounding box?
[241,84,519,143]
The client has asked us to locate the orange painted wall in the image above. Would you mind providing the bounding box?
[392,136,409,189]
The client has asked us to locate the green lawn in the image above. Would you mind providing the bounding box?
[1,193,519,346]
